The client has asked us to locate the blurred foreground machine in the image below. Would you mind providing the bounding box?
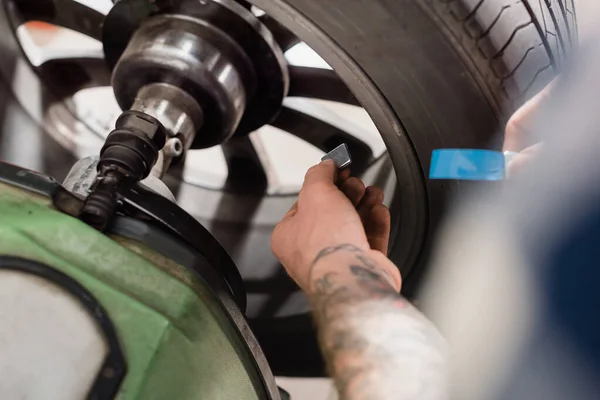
[0,0,289,398]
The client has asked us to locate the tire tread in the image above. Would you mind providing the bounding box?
[419,0,576,114]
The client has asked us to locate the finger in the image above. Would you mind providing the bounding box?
[358,186,385,224]
[303,160,338,187]
[339,169,351,182]
[504,80,555,152]
[340,177,366,207]
[506,143,543,177]
[365,204,391,254]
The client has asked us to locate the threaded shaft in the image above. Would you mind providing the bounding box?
[80,171,123,231]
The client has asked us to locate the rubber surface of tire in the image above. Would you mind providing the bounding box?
[423,0,577,113]
[248,0,577,377]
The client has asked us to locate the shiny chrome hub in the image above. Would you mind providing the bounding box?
[106,0,289,149]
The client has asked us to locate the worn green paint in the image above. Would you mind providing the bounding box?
[0,183,264,400]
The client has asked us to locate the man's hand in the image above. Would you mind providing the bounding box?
[271,161,446,400]
[271,160,397,292]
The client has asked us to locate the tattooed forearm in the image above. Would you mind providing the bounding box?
[308,244,448,400]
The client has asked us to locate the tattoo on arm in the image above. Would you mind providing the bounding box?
[311,243,364,266]
[308,244,447,400]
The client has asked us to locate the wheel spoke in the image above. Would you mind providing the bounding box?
[270,106,374,174]
[233,0,252,9]
[10,0,105,40]
[288,66,360,106]
[37,56,110,99]
[221,136,269,194]
[259,15,300,52]
[214,137,269,264]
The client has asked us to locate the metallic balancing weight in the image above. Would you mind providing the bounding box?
[322,143,352,170]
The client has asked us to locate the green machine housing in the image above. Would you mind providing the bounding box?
[0,162,280,399]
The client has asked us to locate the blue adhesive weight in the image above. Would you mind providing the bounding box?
[429,149,506,181]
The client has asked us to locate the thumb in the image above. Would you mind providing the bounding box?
[303,160,338,187]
